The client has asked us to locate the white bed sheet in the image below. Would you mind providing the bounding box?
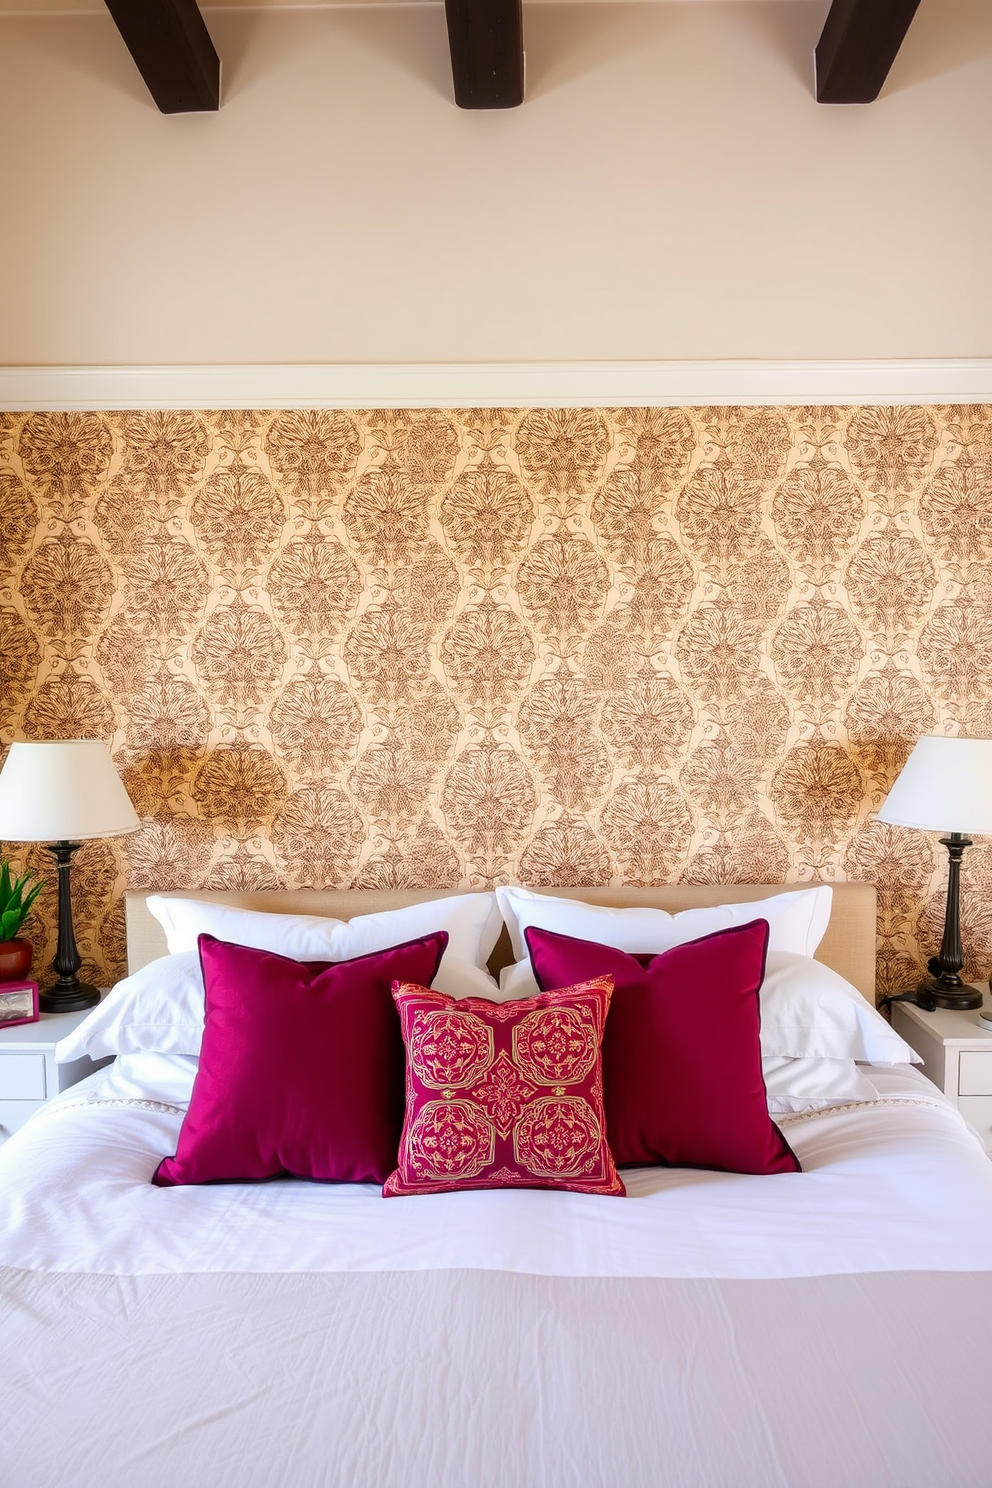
[2,1059,990,1281]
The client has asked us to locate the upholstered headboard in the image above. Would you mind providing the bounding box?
[125,882,878,998]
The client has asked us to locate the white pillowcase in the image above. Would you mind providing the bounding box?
[147,892,502,999]
[59,893,502,1063]
[762,1056,879,1114]
[496,884,834,973]
[57,952,206,1062]
[758,952,918,1066]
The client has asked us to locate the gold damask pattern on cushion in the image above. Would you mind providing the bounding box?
[385,976,622,1195]
[3,404,992,996]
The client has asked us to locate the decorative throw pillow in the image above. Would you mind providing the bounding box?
[525,921,800,1175]
[383,977,625,1198]
[153,930,448,1188]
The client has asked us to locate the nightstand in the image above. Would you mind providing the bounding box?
[891,989,992,1154]
[0,1000,109,1144]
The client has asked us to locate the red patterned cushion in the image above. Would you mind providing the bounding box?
[383,977,625,1198]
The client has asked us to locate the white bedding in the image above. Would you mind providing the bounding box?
[5,1060,992,1488]
[2,1059,991,1281]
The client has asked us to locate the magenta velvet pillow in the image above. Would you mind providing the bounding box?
[383,977,625,1198]
[153,930,448,1187]
[525,920,800,1175]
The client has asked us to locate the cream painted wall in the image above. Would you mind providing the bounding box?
[1,0,990,366]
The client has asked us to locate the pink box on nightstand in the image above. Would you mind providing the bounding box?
[0,980,40,1028]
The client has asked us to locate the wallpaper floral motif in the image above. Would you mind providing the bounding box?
[3,403,992,999]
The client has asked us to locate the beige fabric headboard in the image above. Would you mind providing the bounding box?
[125,882,878,998]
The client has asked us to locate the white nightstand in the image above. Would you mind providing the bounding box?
[0,1000,109,1144]
[891,989,992,1154]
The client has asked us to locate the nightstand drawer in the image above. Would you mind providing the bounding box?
[0,1001,108,1145]
[0,1053,47,1101]
[959,1052,992,1097]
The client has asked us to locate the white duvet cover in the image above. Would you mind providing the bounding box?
[2,1059,991,1281]
[4,1060,992,1488]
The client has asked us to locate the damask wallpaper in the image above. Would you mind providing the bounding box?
[2,404,992,999]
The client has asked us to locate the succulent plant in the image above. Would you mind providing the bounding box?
[0,861,45,942]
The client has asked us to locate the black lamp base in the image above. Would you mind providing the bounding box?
[908,831,984,1014]
[39,981,101,1015]
[39,840,100,1017]
[914,979,984,1013]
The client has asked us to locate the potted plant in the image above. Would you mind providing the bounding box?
[0,861,45,982]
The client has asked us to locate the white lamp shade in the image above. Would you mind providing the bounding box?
[0,741,140,842]
[876,735,992,836]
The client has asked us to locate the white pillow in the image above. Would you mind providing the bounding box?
[762,1056,879,1114]
[60,892,503,1063]
[147,892,502,1000]
[759,952,918,1066]
[495,884,833,970]
[57,952,205,1061]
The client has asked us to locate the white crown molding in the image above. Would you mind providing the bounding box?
[1,360,991,411]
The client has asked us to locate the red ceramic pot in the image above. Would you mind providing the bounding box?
[0,938,33,981]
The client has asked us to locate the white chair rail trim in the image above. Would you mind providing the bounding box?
[2,360,992,410]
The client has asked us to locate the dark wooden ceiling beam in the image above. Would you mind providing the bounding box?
[103,0,220,113]
[815,0,922,104]
[444,0,524,109]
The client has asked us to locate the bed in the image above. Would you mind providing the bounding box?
[2,882,992,1488]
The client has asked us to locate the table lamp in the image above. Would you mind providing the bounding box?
[0,741,140,1013]
[876,734,992,1011]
